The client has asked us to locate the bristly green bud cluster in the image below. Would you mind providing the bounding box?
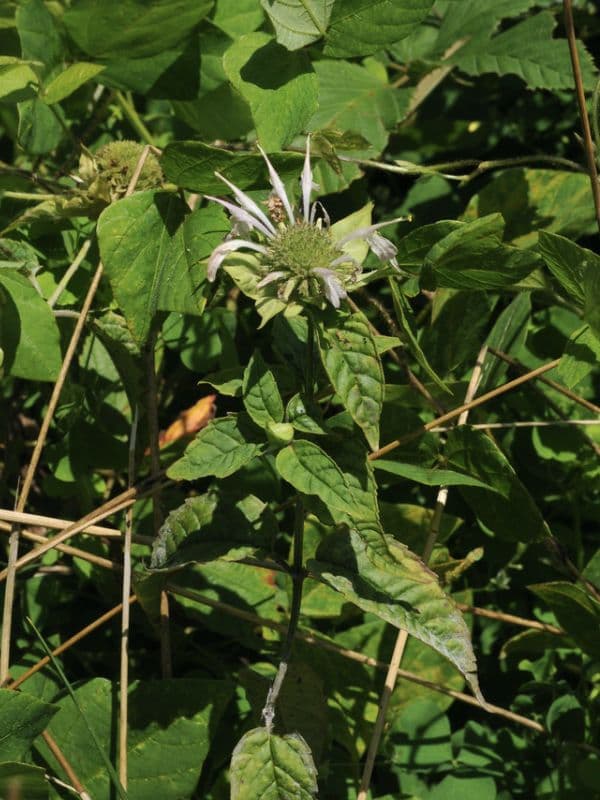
[204,137,405,321]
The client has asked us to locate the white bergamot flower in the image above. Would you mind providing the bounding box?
[205,137,405,315]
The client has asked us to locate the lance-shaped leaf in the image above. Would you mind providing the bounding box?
[315,310,384,450]
[167,414,263,481]
[230,727,318,800]
[309,524,482,700]
[243,350,284,428]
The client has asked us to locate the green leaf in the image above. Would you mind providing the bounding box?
[309,525,481,698]
[0,58,38,102]
[387,698,453,771]
[424,214,539,290]
[395,220,462,274]
[261,0,333,50]
[479,292,531,390]
[529,581,600,659]
[223,32,318,151]
[546,695,585,741]
[243,350,284,428]
[16,0,63,70]
[316,310,384,450]
[428,775,497,800]
[308,59,407,152]
[38,677,232,800]
[42,62,105,104]
[388,278,449,393]
[18,98,64,155]
[149,491,277,569]
[230,727,318,799]
[0,269,62,381]
[0,763,48,800]
[537,231,597,306]
[0,689,57,761]
[556,324,600,390]
[324,0,435,58]
[167,414,263,481]
[161,140,304,193]
[63,0,213,59]
[583,262,600,340]
[212,0,264,37]
[97,191,207,345]
[198,366,244,397]
[373,459,493,489]
[445,427,547,543]
[451,12,596,91]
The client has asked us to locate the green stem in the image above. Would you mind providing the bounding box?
[261,499,305,732]
[115,91,156,147]
[592,75,600,167]
[3,191,58,202]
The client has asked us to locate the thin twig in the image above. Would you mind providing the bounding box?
[166,583,545,735]
[369,359,560,461]
[41,731,92,800]
[261,499,305,732]
[48,239,92,308]
[7,598,137,690]
[431,418,600,432]
[0,524,121,572]
[358,345,488,799]
[0,509,152,543]
[563,0,600,234]
[457,603,563,635]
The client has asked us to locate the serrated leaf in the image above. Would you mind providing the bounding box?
[243,350,284,427]
[424,214,540,290]
[316,310,384,450]
[223,32,318,151]
[230,727,318,799]
[97,191,210,345]
[538,231,596,306]
[309,525,481,698]
[0,269,62,381]
[324,0,435,58]
[167,414,263,481]
[161,141,304,193]
[149,491,276,570]
[445,427,547,543]
[38,677,232,800]
[42,62,105,104]
[308,60,407,152]
[261,0,333,50]
[529,581,600,659]
[0,689,58,761]
[451,12,596,91]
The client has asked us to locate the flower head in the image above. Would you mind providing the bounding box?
[205,137,405,315]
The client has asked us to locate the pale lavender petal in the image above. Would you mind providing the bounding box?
[312,267,347,308]
[336,216,406,246]
[329,253,359,269]
[205,195,273,238]
[257,145,295,225]
[301,136,314,222]
[367,231,398,267]
[207,239,267,282]
[256,270,286,288]
[214,172,276,236]
[310,200,330,227]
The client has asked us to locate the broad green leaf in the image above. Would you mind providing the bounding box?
[167,414,263,481]
[424,214,539,290]
[479,292,531,390]
[529,581,600,659]
[42,62,105,104]
[261,0,333,50]
[309,525,482,698]
[0,763,48,800]
[387,699,453,771]
[395,220,462,274]
[388,278,449,392]
[0,58,38,102]
[451,12,596,91]
[308,59,407,152]
[16,0,63,69]
[428,775,497,800]
[445,427,547,543]
[583,262,600,340]
[556,324,600,390]
[324,0,435,58]
[18,98,64,155]
[538,231,596,306]
[464,169,596,247]
[63,0,212,59]
[223,32,318,151]
[230,727,318,799]
[212,0,264,37]
[161,141,304,193]
[243,350,284,428]
[373,459,493,489]
[546,695,585,741]
[0,269,62,381]
[150,491,277,569]
[0,689,57,761]
[316,310,384,450]
[198,366,244,397]
[286,393,327,435]
[38,677,232,800]
[97,191,207,345]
